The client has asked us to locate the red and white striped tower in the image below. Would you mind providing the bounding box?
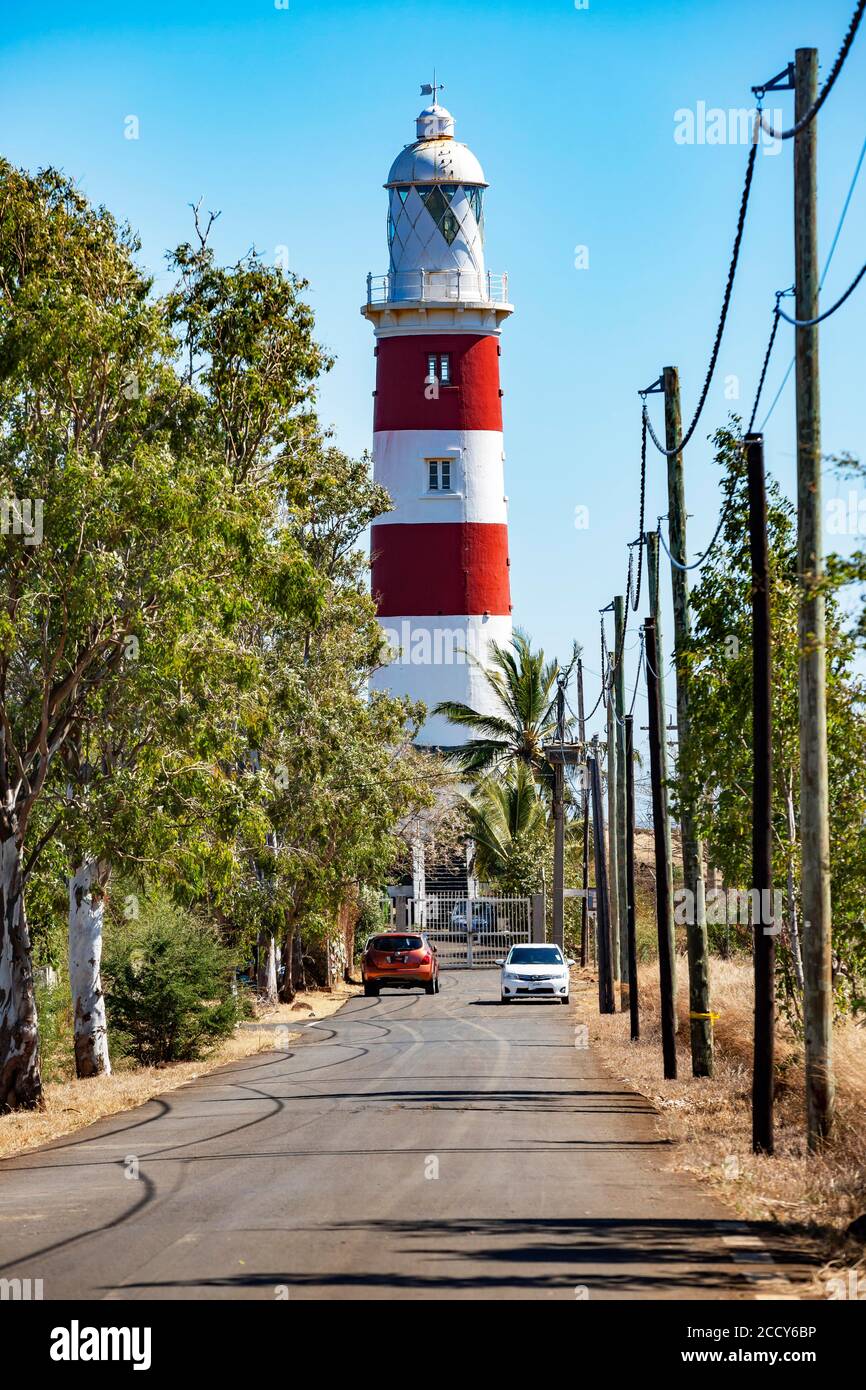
[363,94,513,747]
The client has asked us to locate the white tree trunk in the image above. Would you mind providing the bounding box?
[69,859,111,1078]
[256,929,278,1008]
[0,832,42,1110]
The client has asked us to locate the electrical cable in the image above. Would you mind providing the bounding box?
[642,138,759,458]
[761,127,866,429]
[776,261,866,325]
[757,0,866,141]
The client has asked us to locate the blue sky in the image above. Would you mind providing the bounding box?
[3,0,865,745]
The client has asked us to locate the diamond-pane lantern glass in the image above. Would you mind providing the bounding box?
[423,184,449,228]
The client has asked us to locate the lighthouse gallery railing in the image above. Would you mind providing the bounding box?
[366,269,509,306]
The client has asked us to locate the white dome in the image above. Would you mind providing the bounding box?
[386,104,487,187]
[415,103,455,140]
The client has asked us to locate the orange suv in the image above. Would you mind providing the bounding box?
[362,932,440,997]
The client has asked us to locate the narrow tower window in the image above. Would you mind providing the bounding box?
[427,460,454,493]
[426,352,451,387]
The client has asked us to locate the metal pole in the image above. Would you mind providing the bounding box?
[794,47,834,1150]
[664,366,713,1078]
[645,619,677,1078]
[625,714,640,1041]
[747,433,774,1155]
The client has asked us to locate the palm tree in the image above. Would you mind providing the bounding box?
[465,764,547,893]
[434,630,573,792]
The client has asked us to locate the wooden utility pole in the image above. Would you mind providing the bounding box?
[577,659,590,968]
[552,679,566,950]
[614,595,630,1006]
[794,47,834,1149]
[645,530,677,990]
[625,713,640,1041]
[664,365,713,1078]
[747,433,774,1155]
[589,742,615,1014]
[645,619,677,1078]
[605,687,621,984]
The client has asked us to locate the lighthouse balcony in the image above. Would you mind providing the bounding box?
[366,269,509,307]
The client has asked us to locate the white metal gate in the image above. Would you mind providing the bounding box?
[402,893,532,969]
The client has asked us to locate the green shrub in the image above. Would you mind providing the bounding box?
[104,892,241,1065]
[35,973,75,1083]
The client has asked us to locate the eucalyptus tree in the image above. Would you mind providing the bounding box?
[0,164,327,1108]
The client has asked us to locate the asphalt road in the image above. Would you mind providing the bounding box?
[0,970,813,1300]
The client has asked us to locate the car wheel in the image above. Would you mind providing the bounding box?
[501,994,511,1004]
[364,983,379,997]
[561,995,570,1006]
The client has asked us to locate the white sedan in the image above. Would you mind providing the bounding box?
[498,944,573,1004]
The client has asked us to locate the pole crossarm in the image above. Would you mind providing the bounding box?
[755,0,866,141]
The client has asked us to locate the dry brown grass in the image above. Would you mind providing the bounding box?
[0,984,359,1161]
[581,955,866,1266]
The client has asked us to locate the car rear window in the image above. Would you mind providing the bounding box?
[368,936,424,952]
[508,947,564,965]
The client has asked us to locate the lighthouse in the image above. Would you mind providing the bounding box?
[363,91,514,749]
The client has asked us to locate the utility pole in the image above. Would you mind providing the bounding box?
[664,365,713,1078]
[614,595,630,1008]
[577,658,590,968]
[645,618,677,1079]
[552,678,566,950]
[747,433,774,1155]
[794,47,834,1149]
[625,713,640,1041]
[645,530,677,992]
[605,684,621,985]
[589,739,615,1014]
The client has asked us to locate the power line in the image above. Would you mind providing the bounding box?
[776,260,866,325]
[630,415,647,613]
[761,127,866,429]
[748,297,784,432]
[756,0,866,141]
[642,138,759,458]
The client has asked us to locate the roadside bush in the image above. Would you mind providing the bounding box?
[35,974,75,1083]
[104,892,241,1065]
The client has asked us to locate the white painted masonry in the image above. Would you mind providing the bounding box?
[371,613,513,746]
[372,429,507,526]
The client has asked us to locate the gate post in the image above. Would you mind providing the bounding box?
[467,897,474,967]
[531,892,546,943]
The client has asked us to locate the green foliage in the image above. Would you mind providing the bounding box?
[103,891,242,1065]
[685,422,866,1012]
[434,630,573,793]
[0,157,437,1098]
[467,764,547,895]
[34,975,75,1084]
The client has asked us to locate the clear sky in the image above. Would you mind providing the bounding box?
[3,0,865,751]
